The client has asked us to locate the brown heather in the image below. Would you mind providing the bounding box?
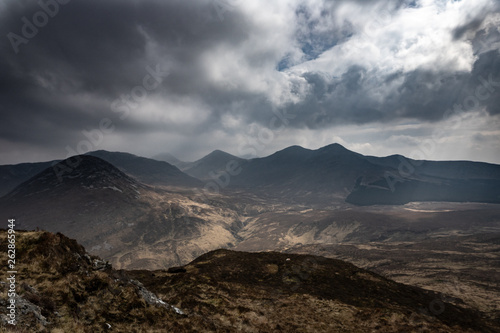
[0,230,498,332]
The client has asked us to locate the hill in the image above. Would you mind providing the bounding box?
[180,150,247,180]
[1,230,498,332]
[0,155,146,241]
[0,230,187,331]
[131,248,499,332]
[0,155,246,270]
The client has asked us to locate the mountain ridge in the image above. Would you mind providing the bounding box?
[2,143,500,205]
[87,150,202,187]
[180,149,247,180]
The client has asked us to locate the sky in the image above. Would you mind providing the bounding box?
[1,0,500,165]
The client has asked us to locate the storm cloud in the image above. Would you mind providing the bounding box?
[1,0,499,164]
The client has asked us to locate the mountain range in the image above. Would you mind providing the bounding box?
[126,143,500,205]
[3,143,500,206]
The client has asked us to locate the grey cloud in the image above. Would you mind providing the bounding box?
[282,49,500,129]
[0,0,499,164]
[0,0,253,146]
[470,50,500,116]
[452,0,500,41]
[453,18,485,41]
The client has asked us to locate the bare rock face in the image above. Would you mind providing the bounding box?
[0,293,48,327]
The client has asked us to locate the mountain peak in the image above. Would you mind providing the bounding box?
[2,155,139,199]
[181,149,246,180]
[194,149,244,165]
[46,155,130,183]
[206,149,233,158]
[317,143,352,153]
[269,145,311,157]
[283,144,307,151]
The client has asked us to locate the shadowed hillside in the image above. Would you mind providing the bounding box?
[130,249,499,332]
[2,230,499,332]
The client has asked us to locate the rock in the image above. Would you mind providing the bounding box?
[130,279,185,316]
[84,254,92,264]
[92,259,111,271]
[16,294,49,326]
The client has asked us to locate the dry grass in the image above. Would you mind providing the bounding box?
[0,231,182,332]
[1,230,498,332]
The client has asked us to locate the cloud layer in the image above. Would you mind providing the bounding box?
[1,0,499,164]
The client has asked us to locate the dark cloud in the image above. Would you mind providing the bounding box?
[0,0,252,148]
[0,0,499,164]
[277,49,500,129]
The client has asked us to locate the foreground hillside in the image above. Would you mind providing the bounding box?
[1,230,499,332]
[284,229,500,317]
[0,230,186,332]
[131,249,500,332]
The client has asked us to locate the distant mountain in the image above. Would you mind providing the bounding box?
[87,150,202,187]
[151,152,190,169]
[2,144,500,206]
[228,143,389,203]
[349,155,500,205]
[223,143,500,205]
[181,150,247,180]
[0,155,145,237]
[2,155,141,200]
[0,160,58,197]
[0,155,246,270]
[364,154,500,180]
